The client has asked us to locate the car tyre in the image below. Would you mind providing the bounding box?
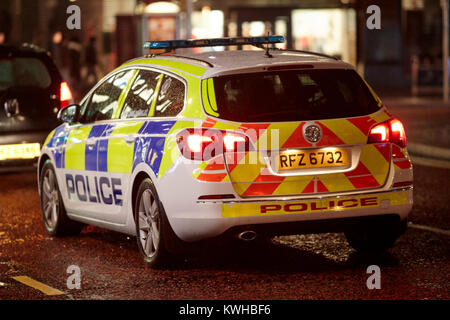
[134,178,178,269]
[40,161,84,236]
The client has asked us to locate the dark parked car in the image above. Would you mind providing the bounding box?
[0,43,72,171]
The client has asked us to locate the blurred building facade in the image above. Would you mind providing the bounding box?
[0,0,446,94]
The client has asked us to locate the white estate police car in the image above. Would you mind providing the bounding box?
[38,37,413,268]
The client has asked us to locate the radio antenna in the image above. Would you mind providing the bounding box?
[264,31,273,58]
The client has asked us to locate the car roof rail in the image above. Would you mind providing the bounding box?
[145,53,214,68]
[270,47,339,60]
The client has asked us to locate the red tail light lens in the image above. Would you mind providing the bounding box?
[368,123,389,143]
[223,134,247,151]
[60,81,73,108]
[368,118,406,148]
[389,118,406,148]
[187,134,213,153]
[177,129,250,160]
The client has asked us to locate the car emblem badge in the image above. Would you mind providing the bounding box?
[4,99,20,118]
[303,123,322,144]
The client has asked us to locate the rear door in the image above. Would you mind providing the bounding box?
[110,68,185,193]
[208,68,391,197]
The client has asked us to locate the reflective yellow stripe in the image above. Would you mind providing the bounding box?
[148,73,164,117]
[65,126,91,170]
[112,69,139,119]
[122,59,207,77]
[202,80,219,117]
[321,119,367,144]
[227,151,264,184]
[257,122,298,150]
[272,178,312,196]
[207,78,218,112]
[107,121,143,173]
[319,173,356,192]
[192,162,208,179]
[370,109,391,123]
[359,144,390,185]
[362,78,383,107]
[221,191,408,218]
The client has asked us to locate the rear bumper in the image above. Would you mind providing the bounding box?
[219,213,407,238]
[167,187,413,242]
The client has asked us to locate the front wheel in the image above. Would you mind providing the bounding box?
[134,178,178,269]
[40,161,84,236]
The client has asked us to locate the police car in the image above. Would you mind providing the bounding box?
[38,36,413,268]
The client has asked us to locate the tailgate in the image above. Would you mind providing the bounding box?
[224,111,392,197]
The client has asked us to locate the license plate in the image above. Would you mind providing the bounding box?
[0,143,41,161]
[277,148,349,170]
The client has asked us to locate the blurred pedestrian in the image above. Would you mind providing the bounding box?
[67,36,82,94]
[50,31,70,81]
[85,36,98,84]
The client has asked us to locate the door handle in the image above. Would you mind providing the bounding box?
[86,138,96,149]
[123,135,135,144]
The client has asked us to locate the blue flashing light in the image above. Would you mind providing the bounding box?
[143,36,285,50]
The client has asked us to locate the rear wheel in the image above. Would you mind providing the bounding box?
[40,161,83,236]
[134,178,178,269]
[345,220,407,253]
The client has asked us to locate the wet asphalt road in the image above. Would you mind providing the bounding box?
[0,162,448,300]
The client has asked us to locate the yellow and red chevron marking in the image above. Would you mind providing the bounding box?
[193,110,393,196]
[193,156,229,182]
[392,144,412,170]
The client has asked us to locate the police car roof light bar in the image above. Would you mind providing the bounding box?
[143,36,285,51]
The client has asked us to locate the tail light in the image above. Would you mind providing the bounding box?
[177,129,250,161]
[389,118,406,148]
[60,81,73,108]
[368,118,406,148]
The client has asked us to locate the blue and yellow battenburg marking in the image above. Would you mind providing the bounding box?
[46,120,177,178]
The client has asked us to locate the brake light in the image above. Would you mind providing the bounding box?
[60,81,73,108]
[187,134,213,153]
[177,129,250,160]
[368,118,406,148]
[368,123,389,143]
[389,118,406,148]
[223,134,247,151]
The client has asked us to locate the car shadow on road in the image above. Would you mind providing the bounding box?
[76,227,400,273]
[174,236,400,273]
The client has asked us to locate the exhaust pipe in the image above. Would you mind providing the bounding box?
[237,230,257,241]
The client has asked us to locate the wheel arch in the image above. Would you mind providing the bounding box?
[37,153,52,195]
[131,171,151,221]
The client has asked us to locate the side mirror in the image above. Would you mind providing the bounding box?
[57,104,81,124]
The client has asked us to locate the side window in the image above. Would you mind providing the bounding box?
[120,70,160,119]
[154,75,185,117]
[81,69,134,123]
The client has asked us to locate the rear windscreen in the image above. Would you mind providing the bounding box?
[0,58,52,90]
[212,69,380,122]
